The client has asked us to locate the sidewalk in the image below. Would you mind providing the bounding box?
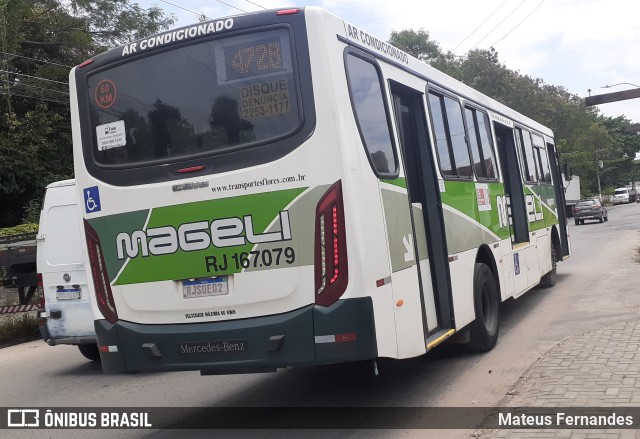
[476,320,640,438]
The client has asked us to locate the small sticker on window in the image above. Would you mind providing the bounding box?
[95,79,117,109]
[96,120,126,151]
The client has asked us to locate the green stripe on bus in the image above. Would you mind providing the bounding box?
[90,188,308,285]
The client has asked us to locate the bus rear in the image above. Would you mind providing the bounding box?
[70,8,380,374]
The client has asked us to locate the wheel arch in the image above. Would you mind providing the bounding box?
[475,244,501,299]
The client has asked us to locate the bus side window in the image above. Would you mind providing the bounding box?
[444,97,473,177]
[516,127,539,183]
[465,107,498,180]
[345,52,397,178]
[428,91,472,178]
[428,92,454,177]
[533,133,552,183]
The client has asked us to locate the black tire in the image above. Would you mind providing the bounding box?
[599,214,604,223]
[574,219,579,225]
[605,213,608,222]
[469,263,500,352]
[539,243,557,288]
[78,344,101,362]
[580,220,584,225]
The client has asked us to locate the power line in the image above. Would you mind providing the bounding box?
[1,79,69,95]
[466,0,528,54]
[0,69,68,86]
[0,90,69,105]
[241,0,266,10]
[491,0,547,47]
[158,0,210,19]
[0,51,73,68]
[158,0,247,18]
[452,0,510,53]
[197,0,246,14]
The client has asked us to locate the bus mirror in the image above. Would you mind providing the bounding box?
[562,162,572,180]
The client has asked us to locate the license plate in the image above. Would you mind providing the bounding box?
[182,277,228,299]
[56,289,81,300]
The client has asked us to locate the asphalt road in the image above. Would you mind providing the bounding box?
[2,202,640,439]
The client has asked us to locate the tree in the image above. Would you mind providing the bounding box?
[386,28,640,197]
[0,0,175,226]
[388,29,442,63]
[68,0,175,50]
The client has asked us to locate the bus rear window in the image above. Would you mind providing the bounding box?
[87,29,300,166]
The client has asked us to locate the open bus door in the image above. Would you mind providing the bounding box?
[390,82,454,339]
[493,122,529,244]
[547,141,570,258]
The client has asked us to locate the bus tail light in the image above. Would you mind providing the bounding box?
[37,273,45,309]
[37,273,46,326]
[78,59,94,68]
[314,181,348,307]
[84,220,118,324]
[276,8,300,15]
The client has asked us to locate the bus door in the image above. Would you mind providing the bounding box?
[494,122,529,244]
[493,122,531,294]
[390,82,453,335]
[547,141,570,258]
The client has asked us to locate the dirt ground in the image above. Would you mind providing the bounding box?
[0,285,40,327]
[0,285,16,306]
[0,285,41,306]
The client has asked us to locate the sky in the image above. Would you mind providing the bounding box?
[139,0,640,124]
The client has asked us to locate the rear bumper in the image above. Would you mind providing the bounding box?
[574,212,601,220]
[38,308,96,346]
[95,297,377,374]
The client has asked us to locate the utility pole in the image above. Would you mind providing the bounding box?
[597,160,602,201]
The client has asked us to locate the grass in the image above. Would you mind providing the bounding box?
[0,313,39,345]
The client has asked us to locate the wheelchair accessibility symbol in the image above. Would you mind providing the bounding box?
[84,186,101,214]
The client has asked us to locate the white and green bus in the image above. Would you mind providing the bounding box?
[70,7,570,374]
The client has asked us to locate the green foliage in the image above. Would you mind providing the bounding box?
[389,29,441,63]
[0,223,38,236]
[22,198,43,224]
[0,0,174,227]
[0,105,72,225]
[68,0,176,50]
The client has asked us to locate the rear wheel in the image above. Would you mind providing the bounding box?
[599,214,604,223]
[469,263,500,351]
[580,220,584,225]
[539,243,557,288]
[574,218,579,225]
[78,344,101,362]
